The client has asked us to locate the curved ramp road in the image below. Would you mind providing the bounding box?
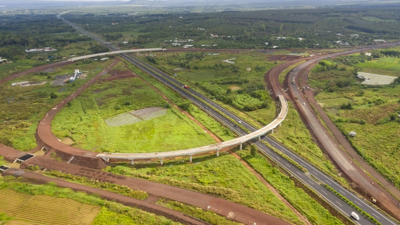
[58,14,399,225]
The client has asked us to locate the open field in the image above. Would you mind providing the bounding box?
[52,73,216,153]
[106,152,306,225]
[0,177,178,225]
[310,54,400,189]
[0,60,113,151]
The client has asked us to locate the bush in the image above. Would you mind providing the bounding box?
[50,93,58,99]
[250,144,257,156]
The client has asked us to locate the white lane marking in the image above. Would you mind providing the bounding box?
[336,201,343,207]
[372,213,380,219]
[325,180,332,185]
[321,190,328,195]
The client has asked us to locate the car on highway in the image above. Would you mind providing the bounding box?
[351,212,360,221]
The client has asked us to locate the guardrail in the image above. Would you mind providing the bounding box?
[97,95,288,164]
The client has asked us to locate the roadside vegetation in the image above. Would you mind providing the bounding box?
[0,176,178,225]
[309,49,400,189]
[0,60,113,151]
[237,149,344,225]
[52,67,216,153]
[158,199,241,225]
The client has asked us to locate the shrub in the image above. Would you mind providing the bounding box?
[50,93,58,99]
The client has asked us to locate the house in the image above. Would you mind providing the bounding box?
[246,68,251,72]
[374,39,386,43]
[44,47,57,52]
[350,34,359,38]
[183,45,194,48]
[337,33,343,36]
[112,22,118,25]
[277,37,286,40]
[100,57,109,61]
[210,34,218,38]
[265,42,269,45]
[201,44,210,47]
[172,43,181,47]
[25,48,44,53]
[298,38,303,41]
[0,57,7,63]
[198,28,205,31]
[272,46,279,49]
[123,41,128,44]
[365,52,372,56]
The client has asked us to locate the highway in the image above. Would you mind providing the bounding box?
[58,14,398,225]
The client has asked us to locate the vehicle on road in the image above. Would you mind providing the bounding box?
[351,212,360,221]
[182,85,189,89]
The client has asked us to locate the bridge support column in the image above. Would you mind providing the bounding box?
[160,158,164,165]
[189,155,193,163]
[258,136,261,141]
[240,143,243,150]
[105,158,109,162]
[131,159,134,165]
[271,129,274,134]
[217,149,220,157]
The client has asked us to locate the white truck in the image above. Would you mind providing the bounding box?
[351,212,360,221]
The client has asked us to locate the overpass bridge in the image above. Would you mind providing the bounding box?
[68,48,165,61]
[97,95,288,164]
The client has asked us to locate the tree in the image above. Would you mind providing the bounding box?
[250,144,257,156]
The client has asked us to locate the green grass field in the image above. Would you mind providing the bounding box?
[357,57,400,76]
[52,76,216,153]
[0,60,113,151]
[106,152,306,225]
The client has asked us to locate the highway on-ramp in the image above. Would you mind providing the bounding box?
[58,14,399,225]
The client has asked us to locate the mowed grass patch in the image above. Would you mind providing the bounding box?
[237,150,344,225]
[0,60,113,151]
[271,102,348,186]
[0,177,178,225]
[106,153,305,225]
[52,77,216,153]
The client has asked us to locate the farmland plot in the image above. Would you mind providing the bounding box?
[0,189,100,225]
